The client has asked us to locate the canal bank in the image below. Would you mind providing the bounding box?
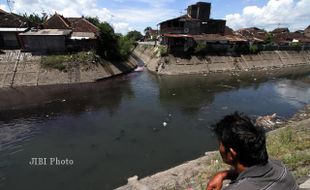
[0,50,138,88]
[134,44,310,75]
[116,104,310,190]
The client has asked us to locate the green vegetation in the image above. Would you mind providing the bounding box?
[265,33,274,44]
[194,42,207,55]
[41,51,95,71]
[85,16,101,27]
[22,13,47,25]
[96,22,120,60]
[158,45,168,57]
[126,30,143,42]
[249,44,259,54]
[267,121,310,180]
[96,22,141,61]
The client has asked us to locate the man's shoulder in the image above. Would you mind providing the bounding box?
[222,179,258,190]
[224,159,298,190]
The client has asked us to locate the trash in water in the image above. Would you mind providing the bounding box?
[163,122,168,127]
[222,106,228,110]
[255,113,284,129]
[153,128,160,132]
[62,99,66,102]
[134,67,144,72]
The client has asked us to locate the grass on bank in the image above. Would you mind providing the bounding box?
[41,51,96,71]
[267,120,310,181]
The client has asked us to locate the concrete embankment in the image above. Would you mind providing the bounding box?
[116,105,310,190]
[134,45,310,75]
[0,50,138,88]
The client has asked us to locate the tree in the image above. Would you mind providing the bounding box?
[96,22,120,60]
[126,30,143,41]
[22,13,47,26]
[85,16,100,27]
[144,26,152,34]
[118,35,134,60]
[265,33,274,44]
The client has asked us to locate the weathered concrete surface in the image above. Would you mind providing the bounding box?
[0,50,138,88]
[134,45,310,75]
[115,151,225,190]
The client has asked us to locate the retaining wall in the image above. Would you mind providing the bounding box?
[0,50,138,88]
[134,45,310,75]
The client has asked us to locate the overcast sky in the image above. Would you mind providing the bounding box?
[0,0,310,34]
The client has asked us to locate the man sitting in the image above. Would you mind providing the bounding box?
[207,112,298,190]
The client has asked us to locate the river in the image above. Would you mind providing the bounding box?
[0,68,310,190]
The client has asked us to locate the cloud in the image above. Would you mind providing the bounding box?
[6,0,176,34]
[111,0,176,8]
[225,0,310,31]
[0,4,8,11]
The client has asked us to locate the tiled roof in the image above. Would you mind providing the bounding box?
[159,15,200,25]
[0,9,6,14]
[0,12,28,28]
[236,27,268,42]
[271,28,289,34]
[44,13,71,29]
[67,17,98,33]
[44,14,98,33]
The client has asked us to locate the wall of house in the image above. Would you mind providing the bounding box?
[0,32,20,49]
[0,50,138,88]
[21,36,66,53]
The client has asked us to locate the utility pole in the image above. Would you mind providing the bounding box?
[7,0,14,13]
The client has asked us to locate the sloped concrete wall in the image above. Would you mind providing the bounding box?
[134,45,310,75]
[0,50,138,88]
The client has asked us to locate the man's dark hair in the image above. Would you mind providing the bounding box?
[214,112,268,167]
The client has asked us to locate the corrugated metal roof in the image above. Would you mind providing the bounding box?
[0,28,28,32]
[20,29,72,36]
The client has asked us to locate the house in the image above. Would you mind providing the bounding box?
[305,25,310,38]
[159,2,227,53]
[144,28,159,41]
[266,26,310,46]
[20,13,99,53]
[236,27,268,43]
[0,9,6,14]
[44,13,98,40]
[160,2,226,36]
[271,28,290,34]
[19,29,72,53]
[0,10,29,49]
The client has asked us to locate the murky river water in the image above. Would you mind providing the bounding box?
[0,68,310,190]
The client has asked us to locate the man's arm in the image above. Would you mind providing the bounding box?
[206,169,238,190]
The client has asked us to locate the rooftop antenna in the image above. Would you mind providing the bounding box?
[6,0,14,13]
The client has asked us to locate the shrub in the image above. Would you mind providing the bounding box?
[159,45,168,57]
[194,42,207,55]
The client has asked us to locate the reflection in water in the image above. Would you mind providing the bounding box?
[0,76,135,121]
[274,80,310,107]
[0,70,310,190]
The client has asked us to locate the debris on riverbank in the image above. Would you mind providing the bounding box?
[116,105,310,190]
